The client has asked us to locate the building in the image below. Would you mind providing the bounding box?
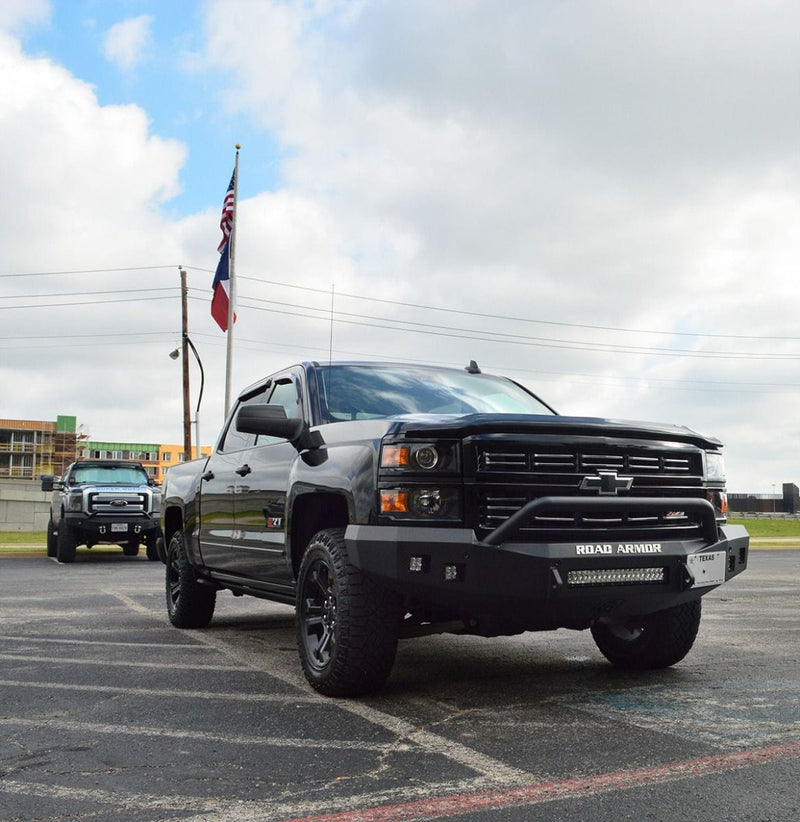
[0,415,210,484]
[156,443,212,483]
[728,484,800,515]
[77,440,161,479]
[0,416,78,479]
[77,440,212,483]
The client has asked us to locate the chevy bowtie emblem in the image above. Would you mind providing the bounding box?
[580,471,634,495]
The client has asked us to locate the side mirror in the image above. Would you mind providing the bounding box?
[236,404,323,452]
[40,475,56,492]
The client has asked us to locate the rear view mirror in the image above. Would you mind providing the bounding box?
[236,405,323,452]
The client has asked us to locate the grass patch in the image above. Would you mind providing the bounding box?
[0,532,45,554]
[727,517,800,538]
[0,531,46,545]
[1,520,797,550]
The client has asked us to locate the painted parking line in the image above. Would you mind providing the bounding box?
[273,741,800,822]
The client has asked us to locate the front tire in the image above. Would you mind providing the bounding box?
[165,531,216,629]
[591,600,702,669]
[56,522,77,563]
[296,528,402,697]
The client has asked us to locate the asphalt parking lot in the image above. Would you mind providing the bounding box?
[0,548,797,822]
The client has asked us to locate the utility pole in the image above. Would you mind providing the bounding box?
[180,266,192,461]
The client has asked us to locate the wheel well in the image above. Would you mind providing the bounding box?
[290,492,349,578]
[163,505,184,546]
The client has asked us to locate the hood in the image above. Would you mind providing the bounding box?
[386,413,723,450]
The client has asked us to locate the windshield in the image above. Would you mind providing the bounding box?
[317,364,555,422]
[70,465,149,485]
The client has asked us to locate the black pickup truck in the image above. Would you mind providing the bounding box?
[160,361,748,696]
[42,460,162,563]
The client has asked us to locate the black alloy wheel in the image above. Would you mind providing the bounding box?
[296,528,402,697]
[165,530,216,629]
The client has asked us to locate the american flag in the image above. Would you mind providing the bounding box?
[217,170,236,252]
[212,168,237,331]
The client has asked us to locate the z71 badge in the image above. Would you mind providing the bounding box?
[576,543,662,555]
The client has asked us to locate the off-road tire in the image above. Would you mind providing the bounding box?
[123,539,140,557]
[56,521,77,563]
[296,528,402,697]
[591,599,702,669]
[46,519,58,558]
[165,531,216,629]
[145,533,160,561]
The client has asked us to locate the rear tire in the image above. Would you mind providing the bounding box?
[145,532,160,561]
[165,531,216,629]
[296,528,402,697]
[56,522,77,563]
[46,519,58,558]
[123,539,140,557]
[591,600,702,669]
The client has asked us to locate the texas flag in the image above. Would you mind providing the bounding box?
[211,170,237,332]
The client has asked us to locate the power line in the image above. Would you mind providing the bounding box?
[3,264,796,343]
[0,265,179,278]
[3,288,176,300]
[236,274,800,343]
[226,295,800,361]
[0,295,176,310]
[0,331,174,342]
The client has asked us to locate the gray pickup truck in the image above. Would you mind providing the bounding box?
[159,360,749,696]
[42,460,162,563]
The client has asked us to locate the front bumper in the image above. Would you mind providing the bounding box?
[345,497,749,629]
[63,513,160,541]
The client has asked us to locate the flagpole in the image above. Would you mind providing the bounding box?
[224,144,240,416]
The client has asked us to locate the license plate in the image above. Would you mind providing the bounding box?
[687,551,726,587]
[110,523,128,533]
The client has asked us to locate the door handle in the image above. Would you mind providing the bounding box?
[201,470,215,481]
[236,464,252,477]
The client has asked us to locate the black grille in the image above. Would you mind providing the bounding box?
[477,446,699,475]
[472,441,706,541]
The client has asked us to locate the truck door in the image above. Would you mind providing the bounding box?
[232,375,301,584]
[196,386,264,571]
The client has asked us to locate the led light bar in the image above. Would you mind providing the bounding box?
[567,567,666,587]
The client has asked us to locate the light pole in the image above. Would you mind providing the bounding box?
[186,335,204,457]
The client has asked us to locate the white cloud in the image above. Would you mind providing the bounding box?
[0,29,195,443]
[2,2,800,494]
[0,0,49,30]
[193,0,800,491]
[102,14,153,71]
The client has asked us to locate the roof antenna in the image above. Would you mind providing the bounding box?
[466,360,481,374]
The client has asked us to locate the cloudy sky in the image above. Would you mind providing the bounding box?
[1,0,798,493]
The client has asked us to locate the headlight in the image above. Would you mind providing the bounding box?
[705,451,726,482]
[380,441,459,472]
[380,487,461,520]
[150,490,162,515]
[66,492,84,512]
